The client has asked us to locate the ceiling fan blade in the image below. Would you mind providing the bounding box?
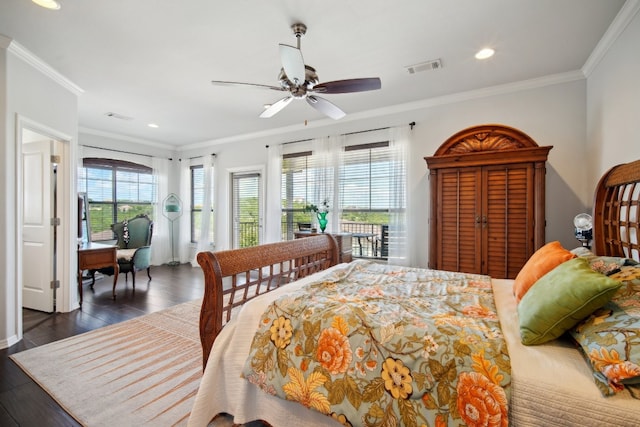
[211,80,284,91]
[306,95,346,120]
[260,96,294,118]
[313,77,381,94]
[279,44,306,86]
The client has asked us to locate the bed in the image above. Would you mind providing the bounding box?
[188,159,640,427]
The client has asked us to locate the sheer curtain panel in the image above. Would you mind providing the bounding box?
[193,155,214,266]
[151,156,172,265]
[387,125,409,265]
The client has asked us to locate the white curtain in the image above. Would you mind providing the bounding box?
[387,125,410,266]
[327,135,343,233]
[311,137,336,232]
[178,159,193,264]
[265,144,283,243]
[151,157,172,265]
[192,155,215,267]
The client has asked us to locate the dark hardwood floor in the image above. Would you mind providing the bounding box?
[0,263,205,426]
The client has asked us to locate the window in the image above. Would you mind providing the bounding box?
[280,151,321,240]
[191,165,214,243]
[280,140,404,259]
[340,142,400,257]
[78,158,154,241]
[232,171,262,249]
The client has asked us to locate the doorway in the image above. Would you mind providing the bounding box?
[231,171,263,249]
[18,123,70,318]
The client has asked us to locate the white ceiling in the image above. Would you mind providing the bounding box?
[0,0,628,149]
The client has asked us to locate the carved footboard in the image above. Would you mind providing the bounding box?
[196,234,339,369]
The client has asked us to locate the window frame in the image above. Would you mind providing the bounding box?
[280,140,403,260]
[79,158,154,242]
[190,164,214,243]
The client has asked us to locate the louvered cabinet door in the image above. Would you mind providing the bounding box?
[483,164,535,279]
[435,167,483,274]
[426,124,551,279]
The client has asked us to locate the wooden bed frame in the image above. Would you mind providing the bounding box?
[194,159,640,371]
[196,234,338,368]
[593,158,640,261]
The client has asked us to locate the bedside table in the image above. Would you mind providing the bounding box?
[294,231,352,263]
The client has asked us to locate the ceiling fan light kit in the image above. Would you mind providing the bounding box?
[211,22,381,120]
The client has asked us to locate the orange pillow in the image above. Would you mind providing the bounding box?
[513,241,576,302]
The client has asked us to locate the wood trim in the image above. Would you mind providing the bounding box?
[593,159,640,261]
[196,234,338,369]
[425,146,552,169]
[434,123,539,155]
[425,124,552,170]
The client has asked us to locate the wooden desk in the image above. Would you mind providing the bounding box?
[294,232,353,263]
[78,242,118,307]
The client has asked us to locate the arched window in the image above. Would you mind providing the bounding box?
[78,158,154,241]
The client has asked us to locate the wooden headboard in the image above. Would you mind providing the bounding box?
[196,234,338,369]
[593,159,640,263]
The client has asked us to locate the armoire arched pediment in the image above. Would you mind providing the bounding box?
[425,124,552,279]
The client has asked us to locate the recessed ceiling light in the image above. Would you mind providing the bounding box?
[148,123,159,128]
[475,48,495,60]
[32,0,61,10]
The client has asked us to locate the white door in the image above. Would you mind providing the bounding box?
[22,140,55,312]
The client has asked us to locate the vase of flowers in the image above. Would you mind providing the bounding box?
[304,199,330,233]
[317,211,328,233]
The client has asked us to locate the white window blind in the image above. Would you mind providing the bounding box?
[232,172,261,248]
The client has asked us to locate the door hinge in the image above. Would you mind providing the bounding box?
[50,280,60,289]
[50,217,61,226]
[51,155,61,164]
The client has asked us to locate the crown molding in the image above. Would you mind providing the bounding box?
[5,38,84,96]
[180,70,586,151]
[583,0,640,77]
[0,34,12,49]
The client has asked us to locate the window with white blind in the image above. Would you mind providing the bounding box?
[191,165,214,243]
[280,141,404,259]
[280,151,322,240]
[78,158,154,241]
[340,141,399,257]
[231,171,262,248]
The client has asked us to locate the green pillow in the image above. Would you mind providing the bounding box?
[518,257,622,345]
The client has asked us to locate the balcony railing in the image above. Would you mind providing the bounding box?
[280,220,387,259]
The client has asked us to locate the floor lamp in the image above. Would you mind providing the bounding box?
[162,193,183,266]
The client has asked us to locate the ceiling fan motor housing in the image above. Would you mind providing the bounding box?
[278,65,318,96]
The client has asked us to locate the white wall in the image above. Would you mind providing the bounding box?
[408,81,588,265]
[587,6,640,189]
[178,78,589,267]
[1,38,79,348]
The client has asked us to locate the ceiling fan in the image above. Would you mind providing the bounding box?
[211,23,381,120]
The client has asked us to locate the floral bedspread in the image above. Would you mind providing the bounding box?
[242,260,511,427]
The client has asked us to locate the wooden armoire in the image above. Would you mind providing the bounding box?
[424,124,552,279]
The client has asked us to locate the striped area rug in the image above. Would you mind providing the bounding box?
[10,300,212,427]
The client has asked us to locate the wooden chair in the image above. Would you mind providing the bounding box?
[374,225,389,257]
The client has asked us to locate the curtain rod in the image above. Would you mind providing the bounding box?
[81,144,173,160]
[276,121,415,147]
[178,153,216,161]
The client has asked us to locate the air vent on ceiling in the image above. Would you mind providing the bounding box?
[105,112,133,121]
[405,59,443,74]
